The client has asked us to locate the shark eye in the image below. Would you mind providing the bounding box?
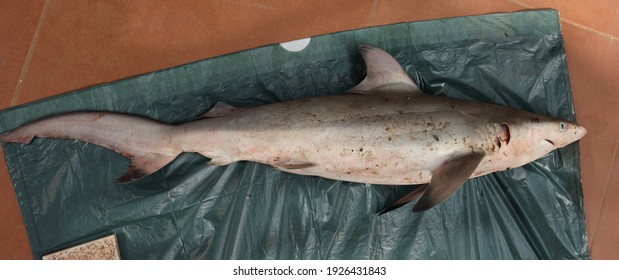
[559,122,567,132]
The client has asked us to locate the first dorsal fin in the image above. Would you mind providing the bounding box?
[347,45,423,95]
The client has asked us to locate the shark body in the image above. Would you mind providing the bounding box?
[0,45,586,213]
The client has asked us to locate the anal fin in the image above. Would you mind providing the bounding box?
[270,157,315,170]
[412,152,485,212]
[207,156,237,166]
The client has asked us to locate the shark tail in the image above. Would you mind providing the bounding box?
[0,112,181,183]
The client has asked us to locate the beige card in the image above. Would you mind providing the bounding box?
[42,234,121,260]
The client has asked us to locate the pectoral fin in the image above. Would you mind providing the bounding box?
[412,152,485,212]
[378,184,428,215]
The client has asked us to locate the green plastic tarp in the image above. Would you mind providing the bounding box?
[1,10,589,259]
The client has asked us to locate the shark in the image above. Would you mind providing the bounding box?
[0,45,586,213]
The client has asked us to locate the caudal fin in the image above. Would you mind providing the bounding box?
[0,112,181,183]
[115,152,179,183]
[0,129,36,144]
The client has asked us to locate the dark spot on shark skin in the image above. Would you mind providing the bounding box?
[398,110,404,114]
[388,137,392,141]
[359,147,364,152]
[532,117,540,123]
[385,127,390,131]
[89,112,108,122]
[451,105,455,109]
[433,135,439,141]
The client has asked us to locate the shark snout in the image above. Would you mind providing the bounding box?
[558,122,587,148]
[578,125,587,137]
[573,124,587,141]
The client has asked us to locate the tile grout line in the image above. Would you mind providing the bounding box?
[560,17,618,42]
[10,0,52,107]
[589,134,619,250]
[367,0,381,27]
[507,0,618,42]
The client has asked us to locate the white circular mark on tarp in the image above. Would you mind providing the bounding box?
[280,38,311,52]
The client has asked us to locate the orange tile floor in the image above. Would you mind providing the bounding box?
[1,1,617,259]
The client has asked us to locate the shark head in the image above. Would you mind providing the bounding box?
[538,118,587,149]
[498,111,587,168]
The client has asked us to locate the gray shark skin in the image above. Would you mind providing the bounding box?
[0,45,586,213]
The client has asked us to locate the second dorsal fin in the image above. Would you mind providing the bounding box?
[347,45,423,95]
[201,101,239,118]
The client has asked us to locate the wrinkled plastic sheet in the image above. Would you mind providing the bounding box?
[0,10,588,259]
